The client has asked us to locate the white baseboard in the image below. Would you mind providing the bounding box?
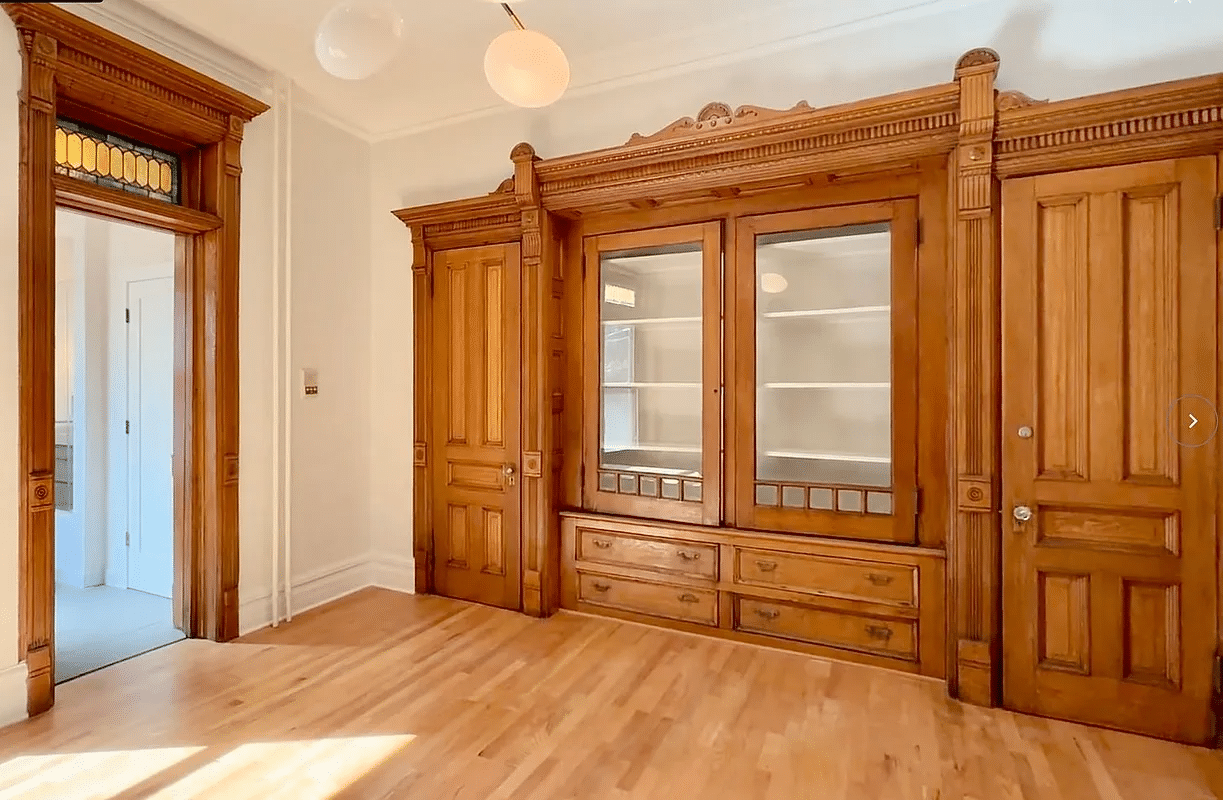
[239,552,414,636]
[370,553,415,594]
[0,662,27,729]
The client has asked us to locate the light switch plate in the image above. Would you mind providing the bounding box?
[302,367,318,396]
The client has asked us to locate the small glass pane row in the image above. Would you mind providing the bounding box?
[754,482,892,515]
[54,118,180,204]
[599,471,702,503]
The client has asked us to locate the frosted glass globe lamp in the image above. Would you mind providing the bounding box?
[315,1,405,81]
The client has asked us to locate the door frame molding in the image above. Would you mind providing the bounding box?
[948,50,1223,710]
[4,3,268,715]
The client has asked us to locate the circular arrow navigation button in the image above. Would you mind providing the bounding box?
[1168,395,1219,448]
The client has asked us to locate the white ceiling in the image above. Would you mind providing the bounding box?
[69,0,996,142]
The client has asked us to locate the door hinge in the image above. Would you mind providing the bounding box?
[125,531,130,546]
[1215,196,1222,230]
[125,420,129,434]
[581,252,587,280]
[916,219,923,246]
[125,308,130,323]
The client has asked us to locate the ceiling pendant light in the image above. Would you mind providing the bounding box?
[484,3,570,109]
[315,1,405,81]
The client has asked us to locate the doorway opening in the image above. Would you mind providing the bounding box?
[52,207,184,683]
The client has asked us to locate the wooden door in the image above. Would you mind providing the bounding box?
[431,243,523,610]
[127,276,175,599]
[1001,156,1219,744]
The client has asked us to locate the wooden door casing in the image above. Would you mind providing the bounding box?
[431,243,524,610]
[1001,156,1219,745]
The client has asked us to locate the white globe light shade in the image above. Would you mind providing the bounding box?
[315,2,405,81]
[484,29,570,108]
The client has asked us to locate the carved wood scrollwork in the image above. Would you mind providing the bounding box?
[626,100,814,145]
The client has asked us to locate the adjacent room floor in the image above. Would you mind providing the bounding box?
[54,583,184,683]
[2,588,1220,799]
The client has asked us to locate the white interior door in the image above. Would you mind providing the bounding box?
[126,276,174,598]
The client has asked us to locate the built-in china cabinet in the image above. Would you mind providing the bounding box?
[394,49,1223,747]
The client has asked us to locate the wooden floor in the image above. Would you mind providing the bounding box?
[0,589,1219,799]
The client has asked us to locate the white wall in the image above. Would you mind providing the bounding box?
[237,101,381,631]
[367,0,1223,594]
[0,15,27,724]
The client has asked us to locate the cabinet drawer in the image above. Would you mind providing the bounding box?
[735,548,915,607]
[577,529,716,579]
[578,572,717,626]
[736,596,916,660]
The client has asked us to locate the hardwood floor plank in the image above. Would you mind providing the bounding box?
[0,588,1216,799]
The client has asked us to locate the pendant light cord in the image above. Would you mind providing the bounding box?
[500,3,526,30]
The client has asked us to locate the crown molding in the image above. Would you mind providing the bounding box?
[53,0,273,102]
[367,0,997,143]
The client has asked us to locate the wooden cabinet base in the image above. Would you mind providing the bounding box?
[561,511,946,679]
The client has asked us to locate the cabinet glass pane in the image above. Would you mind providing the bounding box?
[599,241,703,483]
[755,222,892,501]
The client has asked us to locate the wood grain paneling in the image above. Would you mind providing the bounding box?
[1034,196,1089,480]
[1002,156,1218,745]
[1122,188,1179,484]
[4,2,267,716]
[431,245,523,609]
[1037,572,1091,674]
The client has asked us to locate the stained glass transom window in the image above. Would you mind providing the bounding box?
[54,118,181,204]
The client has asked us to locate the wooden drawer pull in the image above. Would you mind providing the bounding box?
[865,573,893,586]
[755,560,778,572]
[678,593,700,603]
[591,582,611,592]
[865,624,893,641]
[753,608,781,621]
[591,539,614,549]
[676,550,701,561]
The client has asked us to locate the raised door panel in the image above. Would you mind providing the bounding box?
[1001,156,1218,744]
[432,244,522,610]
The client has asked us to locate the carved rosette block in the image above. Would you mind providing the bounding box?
[949,48,1002,707]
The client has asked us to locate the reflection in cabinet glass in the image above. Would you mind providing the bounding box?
[600,241,703,486]
[756,222,893,515]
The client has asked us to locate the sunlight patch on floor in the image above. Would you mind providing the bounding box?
[0,746,205,799]
[143,734,417,799]
[0,735,416,800]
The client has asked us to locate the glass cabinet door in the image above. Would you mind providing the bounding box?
[583,222,722,525]
[732,201,918,542]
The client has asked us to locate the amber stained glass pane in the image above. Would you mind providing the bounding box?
[52,117,180,204]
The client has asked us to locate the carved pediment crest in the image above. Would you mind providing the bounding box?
[626,100,813,145]
[996,90,1049,112]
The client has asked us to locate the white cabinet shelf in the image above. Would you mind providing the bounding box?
[764,450,891,464]
[604,382,702,389]
[761,305,889,319]
[762,382,890,389]
[602,316,701,325]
